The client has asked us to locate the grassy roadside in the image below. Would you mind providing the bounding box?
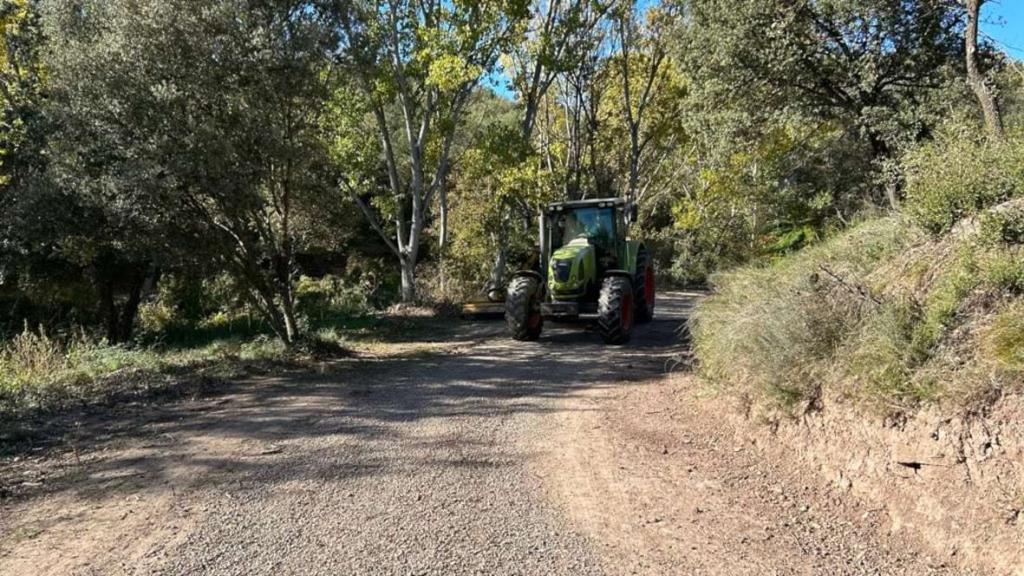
[691,125,1024,417]
[691,210,1024,416]
[0,310,463,445]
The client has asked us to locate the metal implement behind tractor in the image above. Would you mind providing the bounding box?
[505,198,655,344]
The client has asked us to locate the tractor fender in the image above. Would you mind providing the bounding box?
[511,270,543,282]
[603,270,634,282]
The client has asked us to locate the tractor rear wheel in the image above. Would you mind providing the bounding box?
[634,250,655,323]
[506,275,544,341]
[598,276,634,345]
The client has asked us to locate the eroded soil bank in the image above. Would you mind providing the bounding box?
[542,372,1023,575]
[765,394,1024,575]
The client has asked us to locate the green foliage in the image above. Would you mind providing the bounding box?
[0,323,288,416]
[839,297,938,405]
[904,124,1024,234]
[0,0,46,191]
[39,0,345,343]
[980,206,1024,246]
[662,0,977,283]
[441,91,559,296]
[983,302,1024,370]
[295,275,373,320]
[691,217,917,410]
[693,203,1024,415]
[0,272,383,416]
[669,120,862,284]
[683,0,965,161]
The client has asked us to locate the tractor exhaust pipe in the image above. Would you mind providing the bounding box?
[539,210,548,281]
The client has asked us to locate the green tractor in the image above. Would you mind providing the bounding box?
[505,198,655,344]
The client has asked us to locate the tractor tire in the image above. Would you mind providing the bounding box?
[634,249,655,324]
[506,275,544,341]
[598,276,634,345]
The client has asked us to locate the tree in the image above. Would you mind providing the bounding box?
[0,0,45,196]
[43,0,339,344]
[334,0,528,302]
[680,0,966,208]
[444,92,558,297]
[610,1,676,203]
[480,0,612,290]
[963,0,1004,139]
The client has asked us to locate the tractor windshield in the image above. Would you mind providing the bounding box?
[556,207,616,249]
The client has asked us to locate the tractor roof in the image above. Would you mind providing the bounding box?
[546,198,626,212]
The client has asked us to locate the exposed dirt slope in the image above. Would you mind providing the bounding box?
[541,375,985,575]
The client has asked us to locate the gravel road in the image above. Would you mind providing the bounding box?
[0,293,984,575]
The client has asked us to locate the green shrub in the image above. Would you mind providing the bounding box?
[691,217,918,411]
[910,248,980,357]
[0,325,69,390]
[980,206,1024,245]
[693,207,1024,415]
[904,125,1024,234]
[0,326,153,412]
[295,275,372,321]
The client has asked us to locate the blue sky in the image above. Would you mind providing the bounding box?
[984,0,1024,59]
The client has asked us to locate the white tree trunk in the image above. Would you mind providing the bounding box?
[399,255,417,303]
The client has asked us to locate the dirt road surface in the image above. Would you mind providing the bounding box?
[0,293,981,575]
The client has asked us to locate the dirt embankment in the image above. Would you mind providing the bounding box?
[543,371,1023,575]
[760,394,1024,575]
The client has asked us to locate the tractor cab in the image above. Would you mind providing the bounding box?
[549,200,624,267]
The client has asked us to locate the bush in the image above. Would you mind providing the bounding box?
[0,326,151,413]
[691,217,918,411]
[904,124,1024,234]
[295,275,372,321]
[692,207,1024,415]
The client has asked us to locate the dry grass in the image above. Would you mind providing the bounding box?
[692,210,1024,417]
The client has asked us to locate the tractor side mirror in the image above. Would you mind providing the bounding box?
[628,203,639,223]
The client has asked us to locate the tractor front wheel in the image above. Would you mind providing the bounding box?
[598,276,634,345]
[506,276,544,341]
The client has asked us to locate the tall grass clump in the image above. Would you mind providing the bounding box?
[0,326,146,413]
[691,217,920,411]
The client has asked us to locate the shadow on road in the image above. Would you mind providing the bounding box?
[0,292,700,506]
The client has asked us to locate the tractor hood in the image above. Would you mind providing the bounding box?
[549,238,595,297]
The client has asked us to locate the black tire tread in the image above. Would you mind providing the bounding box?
[506,276,543,341]
[598,276,633,345]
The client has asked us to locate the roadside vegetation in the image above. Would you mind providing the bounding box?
[693,121,1024,416]
[0,276,459,420]
[1,0,1021,422]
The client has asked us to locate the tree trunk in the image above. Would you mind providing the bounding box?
[865,130,901,210]
[115,264,159,340]
[399,256,416,303]
[99,279,118,344]
[965,0,1004,139]
[281,301,299,344]
[115,277,145,343]
[438,185,449,250]
[488,242,507,292]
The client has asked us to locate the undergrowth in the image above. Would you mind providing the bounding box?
[691,210,1024,416]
